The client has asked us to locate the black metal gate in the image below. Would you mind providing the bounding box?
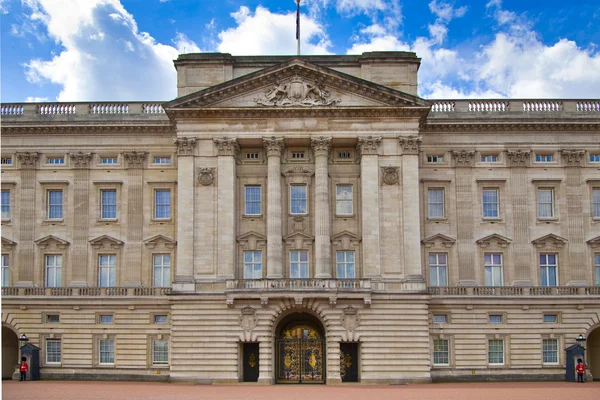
[276,338,324,383]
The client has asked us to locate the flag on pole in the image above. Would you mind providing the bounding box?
[296,0,300,40]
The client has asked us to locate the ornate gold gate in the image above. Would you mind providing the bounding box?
[276,325,324,383]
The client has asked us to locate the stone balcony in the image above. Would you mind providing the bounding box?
[1,286,171,297]
[427,286,600,296]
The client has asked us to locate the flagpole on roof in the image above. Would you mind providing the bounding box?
[296,0,301,56]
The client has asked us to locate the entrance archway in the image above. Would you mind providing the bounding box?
[588,326,600,381]
[275,312,325,384]
[2,326,19,379]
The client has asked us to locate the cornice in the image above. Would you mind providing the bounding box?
[423,122,600,132]
[1,124,175,136]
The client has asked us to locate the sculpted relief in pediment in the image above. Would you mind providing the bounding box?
[254,77,341,107]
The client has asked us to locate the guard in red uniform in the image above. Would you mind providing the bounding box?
[19,357,28,381]
[576,359,585,383]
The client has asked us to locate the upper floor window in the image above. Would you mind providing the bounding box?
[1,255,9,287]
[291,151,305,159]
[290,251,309,279]
[481,155,498,162]
[593,188,600,218]
[591,154,600,163]
[427,155,444,163]
[538,188,555,218]
[543,314,557,323]
[433,339,449,366]
[338,151,352,159]
[246,152,259,160]
[594,254,600,286]
[542,338,558,364]
[290,185,307,215]
[1,157,12,165]
[489,315,503,324]
[98,255,116,287]
[48,157,65,165]
[488,339,504,364]
[535,154,553,162]
[153,254,171,287]
[46,314,60,323]
[245,186,261,215]
[1,190,10,220]
[47,190,63,219]
[484,253,503,286]
[154,189,171,219]
[243,251,262,280]
[336,251,355,279]
[428,188,445,218]
[154,157,171,164]
[154,315,168,324]
[45,255,62,287]
[100,189,117,219]
[433,315,447,324]
[99,315,113,324]
[540,253,558,287]
[46,339,62,364]
[429,253,448,286]
[482,188,499,218]
[335,185,353,215]
[101,157,118,164]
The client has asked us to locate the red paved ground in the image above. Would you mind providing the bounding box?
[2,381,599,400]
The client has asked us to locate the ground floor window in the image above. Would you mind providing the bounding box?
[152,339,168,365]
[488,339,504,364]
[542,338,558,364]
[99,339,114,364]
[46,339,61,364]
[433,339,449,366]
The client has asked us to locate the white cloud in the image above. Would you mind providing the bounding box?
[173,32,201,54]
[428,1,467,23]
[0,0,10,14]
[25,96,50,102]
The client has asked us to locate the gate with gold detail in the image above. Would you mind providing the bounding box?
[276,325,325,383]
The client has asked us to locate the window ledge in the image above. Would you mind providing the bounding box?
[151,364,170,369]
[43,219,64,225]
[242,214,263,219]
[537,218,560,224]
[151,218,173,223]
[427,218,448,223]
[98,219,118,223]
[482,217,503,222]
[335,214,355,219]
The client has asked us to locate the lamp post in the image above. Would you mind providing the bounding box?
[18,334,29,349]
[576,334,586,348]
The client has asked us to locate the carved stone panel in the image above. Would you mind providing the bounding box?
[254,77,341,107]
[562,149,585,166]
[380,166,399,185]
[69,152,93,168]
[507,150,531,167]
[197,167,216,186]
[398,136,422,155]
[16,152,38,169]
[452,150,475,167]
[123,151,147,169]
[239,306,258,331]
[174,137,197,156]
[340,306,360,331]
[214,137,240,157]
[356,136,381,157]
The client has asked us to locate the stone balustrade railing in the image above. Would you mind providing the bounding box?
[427,286,600,296]
[226,279,374,291]
[429,99,600,115]
[1,287,172,296]
[1,102,167,120]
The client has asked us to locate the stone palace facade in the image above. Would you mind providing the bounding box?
[1,52,600,383]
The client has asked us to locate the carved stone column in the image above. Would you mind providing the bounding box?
[311,136,332,278]
[123,151,147,287]
[214,137,239,279]
[263,137,285,279]
[174,138,197,292]
[507,150,532,285]
[15,152,38,287]
[68,152,92,287]
[399,136,423,282]
[562,149,587,285]
[357,136,382,278]
[452,150,476,286]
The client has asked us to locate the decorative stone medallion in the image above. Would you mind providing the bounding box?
[380,166,399,185]
[239,306,258,331]
[197,167,216,186]
[340,306,360,331]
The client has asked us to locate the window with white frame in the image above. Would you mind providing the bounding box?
[428,188,445,218]
[594,254,600,286]
[290,251,309,278]
[154,157,171,164]
[536,154,553,162]
[100,189,117,219]
[542,338,558,364]
[45,255,62,287]
[47,190,63,219]
[1,190,10,220]
[429,253,448,286]
[427,155,444,163]
[243,251,262,279]
[484,253,503,286]
[489,315,503,324]
[154,189,171,219]
[540,253,558,286]
[593,188,600,218]
[98,255,116,287]
[335,185,353,215]
[543,314,557,323]
[0,157,13,165]
[46,339,61,364]
[433,339,449,366]
[481,155,498,162]
[433,315,447,324]
[591,154,600,162]
[101,157,118,164]
[290,185,307,214]
[1,254,8,287]
[152,339,169,365]
[99,315,113,324]
[488,339,504,364]
[99,339,114,364]
[47,157,65,165]
[538,188,554,218]
[336,251,355,279]
[482,188,499,218]
[153,254,171,287]
[154,315,168,324]
[244,186,261,215]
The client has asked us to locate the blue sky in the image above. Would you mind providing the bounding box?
[1,0,599,102]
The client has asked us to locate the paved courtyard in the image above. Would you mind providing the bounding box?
[2,381,599,400]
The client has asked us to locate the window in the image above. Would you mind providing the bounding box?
[433,339,449,366]
[99,339,114,364]
[481,155,498,162]
[154,189,171,219]
[540,253,558,286]
[1,157,12,165]
[290,251,309,278]
[538,189,555,218]
[484,254,503,286]
[154,315,168,324]
[45,255,62,287]
[46,339,61,364]
[488,339,504,364]
[101,157,118,164]
[542,339,558,364]
[98,255,116,287]
[1,190,10,219]
[335,185,353,215]
[245,186,261,215]
[47,190,63,219]
[427,155,444,163]
[100,189,117,219]
[591,154,600,162]
[429,253,448,286]
[593,189,600,218]
[543,314,557,323]
[46,314,60,323]
[290,185,307,214]
[243,251,262,279]
[489,315,503,324]
[99,315,113,324]
[336,251,355,279]
[428,188,445,218]
[246,152,259,160]
[154,157,171,164]
[153,254,171,287]
[1,255,8,287]
[338,151,351,159]
[482,189,499,218]
[433,315,447,324]
[291,151,305,159]
[594,254,600,286]
[152,339,169,365]
[47,157,65,165]
[536,154,553,162]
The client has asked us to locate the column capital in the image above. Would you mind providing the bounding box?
[16,152,38,169]
[356,136,381,157]
[507,149,531,167]
[310,136,331,157]
[263,136,285,157]
[213,137,240,157]
[69,151,93,169]
[174,137,197,156]
[398,135,422,155]
[561,149,585,167]
[123,151,147,169]
[452,149,475,167]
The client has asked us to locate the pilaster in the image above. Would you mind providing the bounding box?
[452,150,476,286]
[563,149,587,285]
[123,151,146,287]
[15,152,38,287]
[311,136,332,278]
[68,152,92,287]
[264,137,285,279]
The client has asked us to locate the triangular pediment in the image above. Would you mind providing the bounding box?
[587,236,600,248]
[476,234,512,248]
[164,58,427,113]
[532,234,568,248]
[237,231,267,242]
[331,231,361,248]
[1,237,17,249]
[283,231,314,248]
[34,235,70,247]
[143,234,177,249]
[331,230,361,241]
[422,233,456,248]
[89,235,124,249]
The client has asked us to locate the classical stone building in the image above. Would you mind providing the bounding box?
[1,52,600,384]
